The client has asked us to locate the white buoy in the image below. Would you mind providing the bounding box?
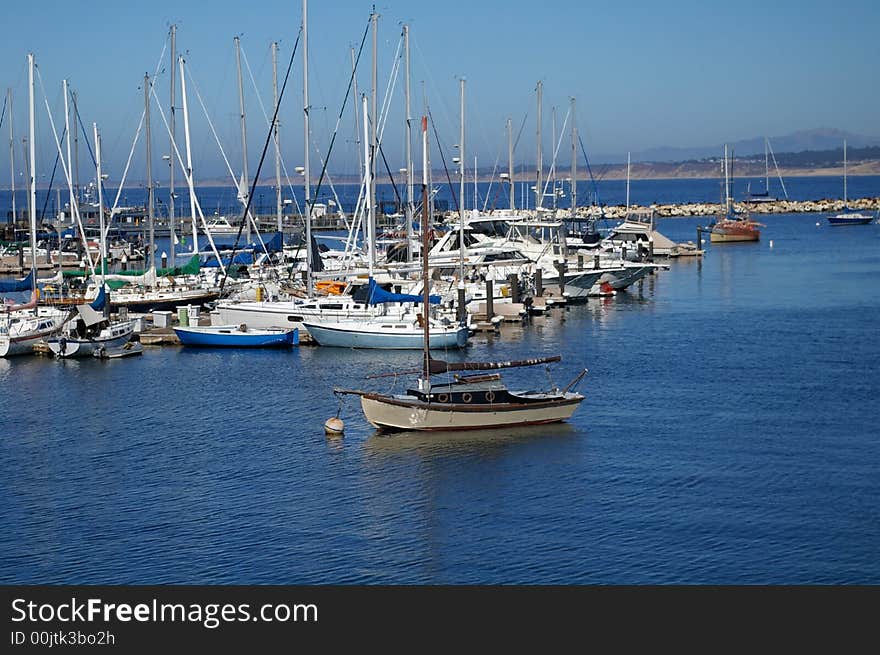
[324,417,344,436]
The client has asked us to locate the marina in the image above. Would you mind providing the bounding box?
[2,211,880,583]
[1,0,879,590]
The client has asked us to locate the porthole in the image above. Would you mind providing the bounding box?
[485,391,495,402]
[437,393,449,403]
[462,392,473,403]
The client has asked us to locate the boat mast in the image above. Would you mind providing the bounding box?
[362,94,372,279]
[551,106,557,211]
[764,136,769,195]
[421,114,430,385]
[626,151,631,214]
[179,56,198,254]
[535,80,543,210]
[843,139,847,205]
[7,88,15,226]
[473,155,477,213]
[272,41,283,234]
[93,122,106,278]
[369,8,378,274]
[234,36,251,243]
[458,77,465,286]
[303,0,313,294]
[403,24,413,263]
[27,54,37,285]
[723,143,730,214]
[144,73,156,273]
[570,97,577,216]
[169,24,177,263]
[72,90,80,204]
[507,117,514,211]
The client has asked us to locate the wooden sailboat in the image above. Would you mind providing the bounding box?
[710,145,763,243]
[335,116,587,432]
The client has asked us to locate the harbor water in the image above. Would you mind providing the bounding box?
[1,212,879,583]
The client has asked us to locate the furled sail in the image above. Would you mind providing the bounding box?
[0,269,34,293]
[366,277,440,305]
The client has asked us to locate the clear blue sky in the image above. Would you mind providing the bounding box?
[0,0,878,186]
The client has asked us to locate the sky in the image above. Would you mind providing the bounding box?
[0,0,878,188]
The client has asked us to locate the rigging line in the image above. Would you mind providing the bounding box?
[219,26,303,295]
[542,107,571,202]
[297,16,372,280]
[482,150,501,213]
[427,106,458,213]
[34,67,95,279]
[39,125,67,223]
[577,134,602,207]
[186,64,263,242]
[147,80,227,271]
[0,94,6,132]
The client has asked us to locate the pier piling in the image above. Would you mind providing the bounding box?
[485,279,494,321]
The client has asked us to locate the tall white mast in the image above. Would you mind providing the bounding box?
[27,54,37,282]
[63,80,75,232]
[843,139,848,205]
[362,94,373,278]
[169,24,177,263]
[507,117,514,211]
[303,0,313,294]
[369,9,378,273]
[473,155,477,213]
[144,73,155,273]
[551,105,557,210]
[458,77,465,285]
[403,24,413,263]
[233,36,251,243]
[626,151,631,213]
[570,97,577,216]
[535,80,543,210]
[7,88,15,225]
[723,143,730,213]
[93,122,106,277]
[764,136,769,195]
[179,56,198,254]
[272,41,283,233]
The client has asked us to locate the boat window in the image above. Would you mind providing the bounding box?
[288,316,304,322]
[320,304,343,310]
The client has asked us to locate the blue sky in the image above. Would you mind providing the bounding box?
[0,0,878,185]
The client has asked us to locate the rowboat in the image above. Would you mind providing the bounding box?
[173,324,299,348]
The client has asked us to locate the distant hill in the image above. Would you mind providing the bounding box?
[594,128,880,164]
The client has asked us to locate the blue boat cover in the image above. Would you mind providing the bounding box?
[0,269,34,293]
[202,251,255,268]
[89,285,107,311]
[367,277,440,305]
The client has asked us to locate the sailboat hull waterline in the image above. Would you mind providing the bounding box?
[357,391,584,432]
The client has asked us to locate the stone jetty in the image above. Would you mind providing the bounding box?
[572,197,880,219]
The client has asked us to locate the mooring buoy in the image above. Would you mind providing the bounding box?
[324,417,344,436]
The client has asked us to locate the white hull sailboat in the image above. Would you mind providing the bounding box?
[304,316,469,349]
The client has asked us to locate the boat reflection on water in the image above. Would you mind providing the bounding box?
[361,421,581,458]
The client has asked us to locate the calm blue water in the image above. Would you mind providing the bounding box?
[2,213,879,584]
[3,174,880,222]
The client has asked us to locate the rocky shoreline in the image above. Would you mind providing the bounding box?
[576,196,880,219]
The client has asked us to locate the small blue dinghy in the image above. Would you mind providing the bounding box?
[174,324,299,348]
